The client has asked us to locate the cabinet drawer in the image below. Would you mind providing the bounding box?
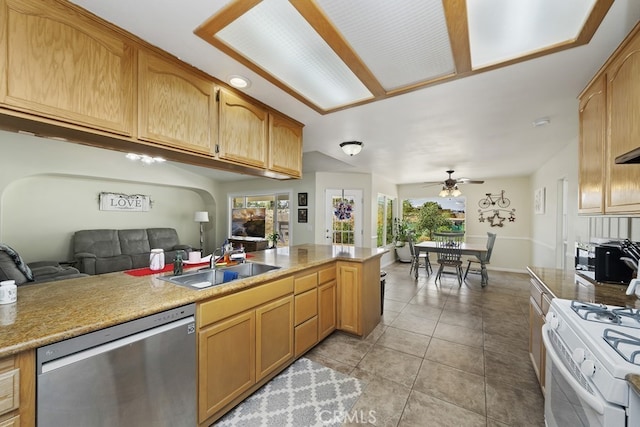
[199,276,293,327]
[295,288,318,325]
[295,317,318,357]
[294,272,317,294]
[0,368,19,417]
[529,279,544,307]
[0,416,20,427]
[542,293,552,315]
[318,265,336,284]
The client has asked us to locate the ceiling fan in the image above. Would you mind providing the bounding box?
[424,170,485,197]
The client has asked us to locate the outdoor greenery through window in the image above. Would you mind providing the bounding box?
[376,194,394,247]
[231,193,290,247]
[401,197,465,242]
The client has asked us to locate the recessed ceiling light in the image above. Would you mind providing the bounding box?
[533,117,551,127]
[229,75,251,88]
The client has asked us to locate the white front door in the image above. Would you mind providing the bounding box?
[325,189,363,247]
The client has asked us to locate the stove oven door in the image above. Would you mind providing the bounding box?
[542,324,626,427]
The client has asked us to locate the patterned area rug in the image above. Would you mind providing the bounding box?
[215,357,364,427]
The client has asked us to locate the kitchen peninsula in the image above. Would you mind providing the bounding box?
[0,244,385,426]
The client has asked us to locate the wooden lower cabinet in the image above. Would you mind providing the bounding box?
[318,279,337,340]
[337,258,381,337]
[256,296,294,380]
[0,351,35,427]
[198,311,255,421]
[528,277,551,393]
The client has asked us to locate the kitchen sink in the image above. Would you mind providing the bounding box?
[159,262,281,289]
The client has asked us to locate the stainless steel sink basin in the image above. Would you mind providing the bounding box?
[158,262,281,289]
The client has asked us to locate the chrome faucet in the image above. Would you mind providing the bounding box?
[209,247,224,269]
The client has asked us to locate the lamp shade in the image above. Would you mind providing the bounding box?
[339,141,363,156]
[194,211,209,222]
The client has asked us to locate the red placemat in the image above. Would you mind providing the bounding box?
[124,261,210,277]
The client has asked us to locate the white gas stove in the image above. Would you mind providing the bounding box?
[543,298,640,426]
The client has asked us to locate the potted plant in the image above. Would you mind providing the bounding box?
[267,232,280,248]
[393,218,413,262]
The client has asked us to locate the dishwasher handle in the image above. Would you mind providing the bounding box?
[40,316,195,374]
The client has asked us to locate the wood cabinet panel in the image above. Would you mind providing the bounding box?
[0,0,134,135]
[0,368,19,417]
[337,262,361,335]
[318,280,337,340]
[318,265,336,284]
[295,317,318,357]
[268,112,302,178]
[0,416,19,427]
[218,89,268,168]
[138,51,216,154]
[255,296,293,381]
[294,288,317,325]
[578,74,606,214]
[198,311,255,422]
[294,272,317,294]
[606,31,640,212]
[529,296,546,392]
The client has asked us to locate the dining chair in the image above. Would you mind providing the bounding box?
[464,232,497,284]
[434,232,464,285]
[408,236,431,279]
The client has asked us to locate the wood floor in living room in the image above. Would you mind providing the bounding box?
[306,262,545,427]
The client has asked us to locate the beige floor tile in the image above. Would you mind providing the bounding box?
[433,323,484,348]
[399,390,486,427]
[356,346,423,388]
[384,300,408,313]
[485,381,544,426]
[376,326,432,358]
[438,310,483,330]
[390,312,438,336]
[401,303,443,321]
[442,301,484,316]
[348,372,412,427]
[484,350,541,391]
[425,338,484,376]
[380,310,401,326]
[413,361,486,416]
[407,293,446,309]
[312,331,373,367]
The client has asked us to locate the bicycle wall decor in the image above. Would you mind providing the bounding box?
[477,190,516,227]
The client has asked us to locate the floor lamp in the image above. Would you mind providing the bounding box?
[194,211,209,253]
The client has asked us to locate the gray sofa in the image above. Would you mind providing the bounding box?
[0,244,87,285]
[73,228,192,275]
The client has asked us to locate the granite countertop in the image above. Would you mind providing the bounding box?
[0,244,386,358]
[527,266,640,308]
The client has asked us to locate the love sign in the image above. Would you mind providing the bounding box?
[99,192,151,212]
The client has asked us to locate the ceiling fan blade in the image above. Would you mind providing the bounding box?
[457,178,485,184]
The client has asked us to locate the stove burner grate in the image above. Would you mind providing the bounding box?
[571,301,622,325]
[603,329,640,365]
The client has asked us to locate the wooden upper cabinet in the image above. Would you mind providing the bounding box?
[217,88,268,168]
[578,75,606,214]
[605,30,640,213]
[269,112,303,178]
[138,51,216,154]
[0,0,134,135]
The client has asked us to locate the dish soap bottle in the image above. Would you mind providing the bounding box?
[173,251,184,276]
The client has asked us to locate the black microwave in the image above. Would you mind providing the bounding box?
[593,245,634,284]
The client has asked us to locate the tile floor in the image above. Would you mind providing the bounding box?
[306,261,545,427]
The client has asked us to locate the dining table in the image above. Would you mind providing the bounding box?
[414,241,489,286]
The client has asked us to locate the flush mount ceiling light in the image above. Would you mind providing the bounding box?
[340,141,363,156]
[125,153,166,164]
[228,75,251,88]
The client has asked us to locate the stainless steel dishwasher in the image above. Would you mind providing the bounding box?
[36,304,196,427]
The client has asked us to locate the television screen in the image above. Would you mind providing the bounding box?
[231,208,266,238]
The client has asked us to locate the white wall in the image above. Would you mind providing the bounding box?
[372,173,399,267]
[0,131,219,262]
[399,175,532,272]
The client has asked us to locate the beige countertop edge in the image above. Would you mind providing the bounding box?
[0,245,388,358]
[627,374,640,395]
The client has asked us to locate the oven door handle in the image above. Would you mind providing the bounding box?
[541,324,605,415]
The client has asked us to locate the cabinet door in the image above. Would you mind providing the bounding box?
[337,262,361,335]
[269,112,303,178]
[318,279,337,340]
[198,311,255,422]
[0,0,134,135]
[255,295,293,381]
[529,297,545,391]
[138,51,216,154]
[578,74,606,214]
[606,31,640,213]
[218,89,268,168]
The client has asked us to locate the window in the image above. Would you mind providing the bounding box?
[402,197,465,241]
[376,194,395,247]
[230,192,291,247]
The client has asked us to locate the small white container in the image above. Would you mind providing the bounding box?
[149,248,165,271]
[0,280,17,304]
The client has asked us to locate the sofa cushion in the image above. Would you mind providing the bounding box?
[95,255,132,275]
[147,228,181,251]
[0,244,34,285]
[118,229,151,256]
[74,230,122,257]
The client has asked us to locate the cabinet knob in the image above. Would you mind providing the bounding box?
[580,359,596,377]
[572,348,586,364]
[545,311,559,329]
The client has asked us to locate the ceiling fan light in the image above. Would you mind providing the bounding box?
[340,141,363,156]
[452,188,462,197]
